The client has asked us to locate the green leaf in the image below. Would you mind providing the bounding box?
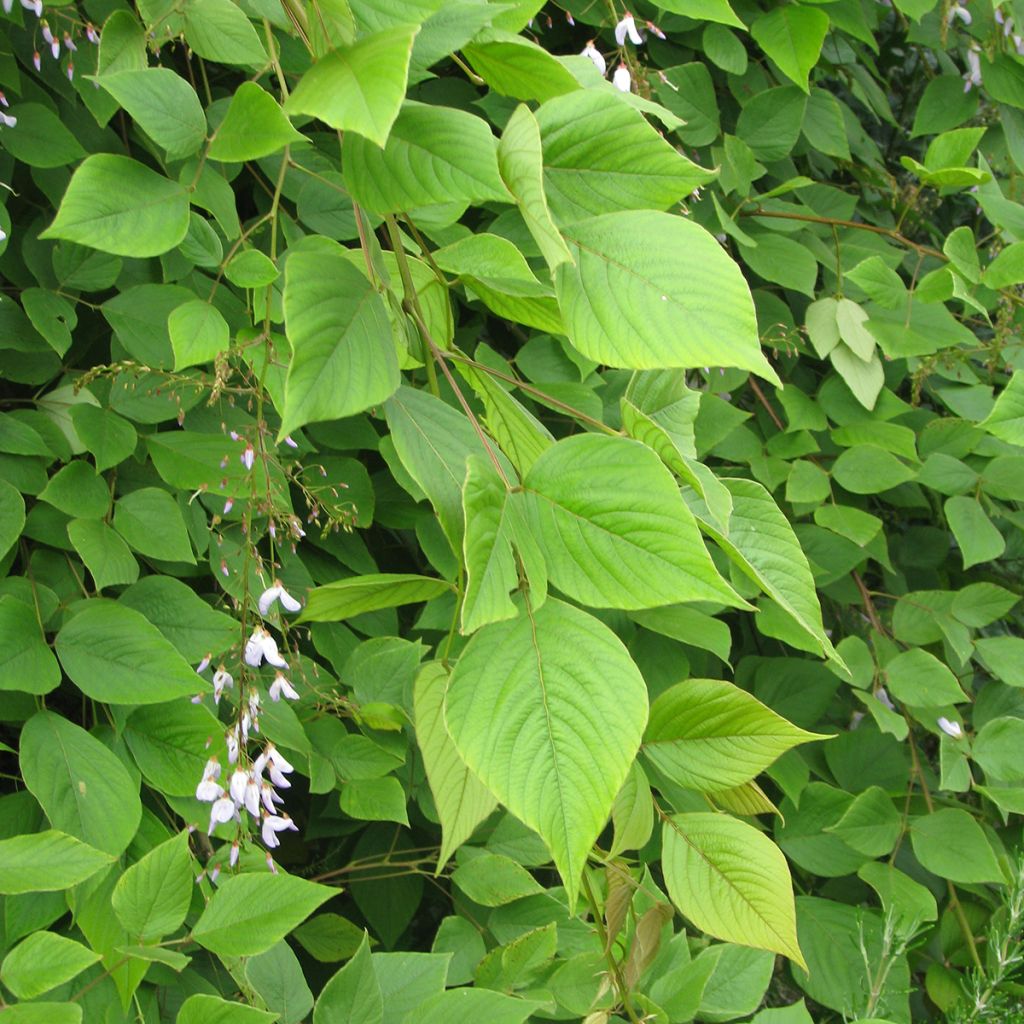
[192,873,335,957]
[285,26,418,146]
[0,103,87,167]
[462,29,580,102]
[831,446,916,494]
[68,405,137,471]
[412,988,540,1024]
[976,636,1024,687]
[68,518,140,591]
[973,717,1024,782]
[658,0,744,27]
[750,6,829,92]
[444,600,648,904]
[414,663,497,868]
[281,247,400,438]
[451,851,543,906]
[123,701,222,796]
[644,678,825,792]
[339,776,409,824]
[522,433,742,609]
[314,933,382,1024]
[294,914,368,963]
[19,710,141,857]
[0,830,114,894]
[687,478,836,661]
[245,940,314,1024]
[94,69,207,159]
[344,101,510,214]
[884,648,967,706]
[169,300,231,370]
[177,994,278,1024]
[535,89,713,222]
[740,231,818,297]
[112,831,193,942]
[22,288,78,356]
[826,787,902,857]
[0,478,25,555]
[114,487,197,564]
[226,249,279,288]
[55,601,209,704]
[0,596,60,695]
[497,104,573,272]
[910,809,1003,884]
[0,932,101,1000]
[41,154,190,258]
[300,574,449,623]
[39,461,110,519]
[663,812,805,966]
[209,82,305,161]
[945,495,1005,569]
[556,211,779,382]
[980,372,1024,444]
[182,0,268,65]
[736,87,808,162]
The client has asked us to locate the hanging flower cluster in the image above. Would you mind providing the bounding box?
[577,10,666,96]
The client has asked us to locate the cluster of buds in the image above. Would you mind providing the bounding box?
[994,4,1024,55]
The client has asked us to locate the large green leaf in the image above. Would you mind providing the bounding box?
[444,600,648,904]
[300,574,452,623]
[177,994,277,1024]
[463,28,580,102]
[55,601,208,704]
[94,69,206,159]
[0,932,101,999]
[112,831,193,942]
[909,809,1003,884]
[644,679,825,792]
[523,433,742,610]
[67,519,140,592]
[556,211,779,381]
[314,933,382,1024]
[344,101,511,214]
[0,831,114,894]
[281,247,400,438]
[663,812,805,966]
[285,26,418,146]
[208,82,305,161]
[192,873,335,957]
[19,711,141,857]
[0,595,61,694]
[535,89,714,222]
[980,371,1024,444]
[414,663,497,868]
[113,487,197,564]
[124,701,223,796]
[750,6,829,91]
[41,154,190,257]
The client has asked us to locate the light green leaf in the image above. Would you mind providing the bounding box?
[182,0,268,65]
[736,86,808,162]
[281,247,400,438]
[522,433,742,610]
[644,678,825,792]
[910,809,1003,884]
[1,932,101,1000]
[0,1004,82,1024]
[979,372,1024,445]
[123,701,222,796]
[497,104,573,272]
[0,596,61,694]
[114,487,197,564]
[411,988,540,1024]
[94,68,206,158]
[663,812,805,966]
[226,249,279,288]
[301,573,449,623]
[344,101,510,214]
[463,28,580,102]
[113,831,193,941]
[0,478,25,555]
[55,601,208,704]
[826,787,902,857]
[285,26,418,146]
[245,940,314,1024]
[19,710,141,856]
[945,495,1005,569]
[831,446,916,494]
[451,851,543,906]
[557,211,779,382]
[444,600,648,904]
[830,344,885,412]
[414,662,497,869]
[658,0,744,27]
[192,873,335,957]
[169,300,231,370]
[68,518,140,591]
[750,6,829,91]
[177,994,278,1024]
[686,478,836,661]
[41,154,190,258]
[1,103,87,167]
[68,405,137,471]
[0,830,114,894]
[884,648,967,706]
[535,89,713,222]
[972,717,1024,782]
[209,82,305,161]
[314,933,382,1024]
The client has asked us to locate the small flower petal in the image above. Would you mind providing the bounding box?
[938,716,963,739]
[612,63,632,92]
[581,41,606,75]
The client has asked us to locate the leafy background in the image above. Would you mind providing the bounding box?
[2,0,1024,1022]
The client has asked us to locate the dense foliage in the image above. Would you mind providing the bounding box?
[4,0,1024,1021]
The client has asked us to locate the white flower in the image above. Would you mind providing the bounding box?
[0,228,7,243]
[269,672,300,702]
[258,744,293,789]
[614,12,643,45]
[86,23,98,43]
[196,653,211,675]
[875,686,896,711]
[612,64,632,92]
[261,812,298,848]
[258,581,302,616]
[938,716,963,739]
[964,44,982,92]
[244,627,289,668]
[195,776,224,802]
[241,711,251,744]
[265,851,278,874]
[63,32,76,51]
[0,112,16,129]
[228,768,248,806]
[259,629,288,668]
[40,20,53,44]
[581,41,606,75]
[208,863,220,883]
[223,498,233,515]
[283,435,298,449]
[50,39,60,59]
[947,2,971,24]
[202,757,221,781]
[646,20,666,40]
[244,776,261,817]
[20,0,41,16]
[1,0,11,14]
[208,796,238,835]
[260,781,280,813]
[229,840,239,867]
[32,52,41,72]
[212,667,233,703]
[226,726,240,764]
[241,443,255,470]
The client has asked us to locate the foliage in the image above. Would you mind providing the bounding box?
[2,0,1024,1021]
